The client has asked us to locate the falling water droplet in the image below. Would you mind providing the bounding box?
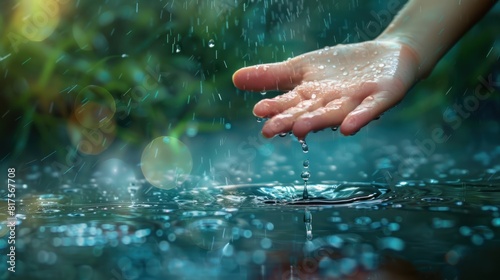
[303,160,309,169]
[301,171,310,181]
[175,45,181,53]
[208,39,215,48]
[121,54,129,58]
[256,117,262,123]
[299,140,309,153]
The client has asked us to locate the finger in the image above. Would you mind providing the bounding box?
[253,81,338,117]
[253,91,302,117]
[340,90,404,135]
[291,96,360,139]
[260,99,324,138]
[232,61,303,92]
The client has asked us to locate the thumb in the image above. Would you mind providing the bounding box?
[232,60,303,92]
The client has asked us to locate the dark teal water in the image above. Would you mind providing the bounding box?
[2,123,500,280]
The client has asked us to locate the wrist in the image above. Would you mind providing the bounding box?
[375,33,433,80]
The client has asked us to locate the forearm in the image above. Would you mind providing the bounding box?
[377,0,496,79]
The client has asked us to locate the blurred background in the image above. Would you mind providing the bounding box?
[0,0,499,177]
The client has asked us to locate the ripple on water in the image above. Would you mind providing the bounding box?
[219,182,389,206]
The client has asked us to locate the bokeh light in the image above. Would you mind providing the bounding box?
[74,85,116,129]
[67,112,116,155]
[9,0,64,43]
[141,136,193,190]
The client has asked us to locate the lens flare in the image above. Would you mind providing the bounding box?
[67,112,116,155]
[141,137,193,190]
[74,85,116,129]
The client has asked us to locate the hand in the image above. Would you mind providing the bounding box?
[232,40,420,139]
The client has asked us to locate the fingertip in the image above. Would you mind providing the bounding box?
[339,117,360,136]
[292,119,311,140]
[253,100,269,117]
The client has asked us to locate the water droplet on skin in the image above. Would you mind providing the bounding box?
[373,51,378,55]
[342,71,348,76]
[333,51,338,56]
[208,39,215,48]
[379,63,385,67]
[317,65,325,70]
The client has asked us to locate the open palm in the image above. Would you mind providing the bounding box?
[233,40,419,139]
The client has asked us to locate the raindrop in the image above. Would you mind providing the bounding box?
[175,45,181,53]
[208,39,215,48]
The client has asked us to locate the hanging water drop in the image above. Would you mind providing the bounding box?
[299,140,308,153]
[331,126,338,131]
[279,132,288,137]
[260,91,267,96]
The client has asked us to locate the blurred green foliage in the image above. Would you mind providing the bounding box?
[0,0,498,161]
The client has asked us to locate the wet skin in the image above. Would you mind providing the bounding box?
[233,40,419,139]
